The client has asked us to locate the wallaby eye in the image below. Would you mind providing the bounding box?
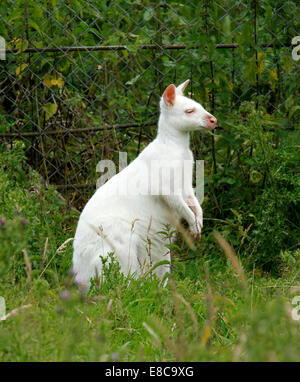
[185,108,195,114]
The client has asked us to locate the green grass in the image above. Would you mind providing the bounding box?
[0,144,300,362]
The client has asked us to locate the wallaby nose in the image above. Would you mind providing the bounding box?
[206,115,217,129]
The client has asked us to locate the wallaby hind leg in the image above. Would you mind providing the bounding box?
[73,219,141,292]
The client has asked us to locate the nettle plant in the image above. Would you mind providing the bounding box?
[0,144,76,284]
[200,102,300,273]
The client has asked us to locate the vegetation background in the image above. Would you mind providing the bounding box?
[0,0,299,361]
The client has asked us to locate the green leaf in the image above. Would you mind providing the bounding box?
[125,74,140,86]
[289,106,300,120]
[143,9,154,21]
[43,103,58,121]
[220,177,235,185]
[145,260,171,277]
[126,44,139,54]
[16,39,28,54]
[223,15,231,37]
[15,63,28,77]
[28,20,42,36]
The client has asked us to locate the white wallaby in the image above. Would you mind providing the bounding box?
[72,80,217,292]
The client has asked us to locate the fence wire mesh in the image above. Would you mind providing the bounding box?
[0,0,299,208]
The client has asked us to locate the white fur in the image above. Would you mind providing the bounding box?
[72,80,217,292]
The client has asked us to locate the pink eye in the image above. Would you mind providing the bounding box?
[185,108,195,114]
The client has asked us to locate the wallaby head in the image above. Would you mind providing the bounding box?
[159,79,217,132]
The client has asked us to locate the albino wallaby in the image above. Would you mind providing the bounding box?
[72,80,217,292]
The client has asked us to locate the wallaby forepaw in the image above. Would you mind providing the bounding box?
[190,221,202,242]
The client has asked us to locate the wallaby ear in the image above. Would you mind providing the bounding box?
[176,79,190,95]
[163,84,176,107]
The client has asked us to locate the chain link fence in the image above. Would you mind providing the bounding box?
[0,0,299,208]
